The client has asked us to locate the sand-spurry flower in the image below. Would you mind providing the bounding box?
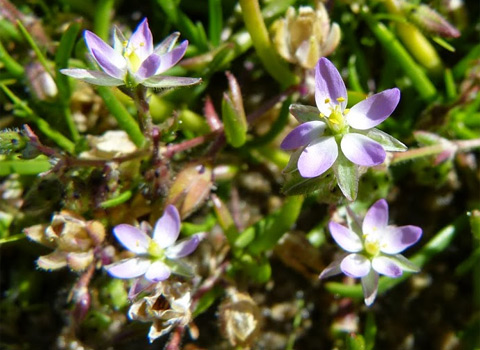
[319,199,422,306]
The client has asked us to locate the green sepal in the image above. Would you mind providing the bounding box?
[289,104,320,123]
[362,128,407,152]
[332,151,358,201]
[222,93,247,147]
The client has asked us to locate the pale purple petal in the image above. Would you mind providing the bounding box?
[60,69,124,86]
[113,224,150,254]
[298,136,338,177]
[142,75,201,88]
[341,133,386,166]
[106,257,150,279]
[361,269,379,306]
[155,40,188,74]
[315,58,347,116]
[127,18,153,61]
[362,199,389,235]
[154,32,180,55]
[329,221,363,253]
[144,260,171,282]
[340,254,371,278]
[153,205,181,248]
[319,259,343,279]
[84,31,126,79]
[280,121,326,150]
[372,255,403,277]
[166,235,200,259]
[135,54,161,80]
[347,88,400,130]
[380,225,422,254]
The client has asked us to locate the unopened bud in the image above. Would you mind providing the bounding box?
[403,3,460,38]
[0,129,27,155]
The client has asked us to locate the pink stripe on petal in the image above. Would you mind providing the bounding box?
[347,88,400,130]
[340,253,371,278]
[315,58,347,116]
[329,221,363,253]
[380,225,422,254]
[156,40,188,74]
[341,133,386,166]
[128,18,153,61]
[106,258,151,279]
[113,224,150,254]
[362,199,389,235]
[135,54,161,80]
[166,235,200,259]
[144,260,171,282]
[84,31,126,79]
[280,121,326,150]
[372,256,403,277]
[153,205,181,248]
[298,136,338,177]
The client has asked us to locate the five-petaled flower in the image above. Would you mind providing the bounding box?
[281,58,406,200]
[319,199,422,306]
[61,18,201,88]
[106,205,200,282]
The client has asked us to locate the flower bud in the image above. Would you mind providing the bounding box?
[403,3,460,38]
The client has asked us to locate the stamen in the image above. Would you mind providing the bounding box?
[324,98,330,104]
[122,40,128,47]
[140,42,145,47]
[344,108,350,114]
[319,112,326,118]
[336,97,345,102]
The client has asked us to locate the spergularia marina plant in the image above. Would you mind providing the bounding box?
[281,58,407,200]
[61,18,201,88]
[106,205,200,282]
[320,199,422,306]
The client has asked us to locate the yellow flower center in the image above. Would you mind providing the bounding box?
[147,240,165,260]
[319,98,348,135]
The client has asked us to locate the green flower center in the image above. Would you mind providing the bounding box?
[319,97,349,136]
[147,240,165,260]
[364,238,380,257]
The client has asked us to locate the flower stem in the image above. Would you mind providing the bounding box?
[390,138,480,165]
[0,40,24,78]
[133,85,154,142]
[239,0,298,89]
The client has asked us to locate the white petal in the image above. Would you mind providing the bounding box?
[372,255,403,277]
[340,254,371,278]
[362,199,389,236]
[380,225,422,254]
[341,133,386,166]
[106,258,151,279]
[298,136,338,177]
[153,205,181,248]
[60,69,123,86]
[144,260,171,282]
[329,221,363,253]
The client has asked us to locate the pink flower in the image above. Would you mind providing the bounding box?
[320,199,422,306]
[106,205,200,282]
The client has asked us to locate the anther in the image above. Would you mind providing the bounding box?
[336,97,345,102]
[324,98,330,104]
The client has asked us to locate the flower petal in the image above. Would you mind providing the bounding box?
[380,225,422,254]
[135,54,161,80]
[166,234,200,259]
[372,255,403,277]
[142,75,201,88]
[341,133,386,166]
[388,254,420,272]
[113,224,150,254]
[127,18,153,61]
[106,257,151,279]
[280,121,326,150]
[361,269,379,306]
[346,88,400,130]
[340,253,371,277]
[362,199,389,236]
[153,205,181,248]
[298,136,338,177]
[84,31,126,79]
[155,40,188,74]
[144,260,171,282]
[329,221,363,253]
[60,69,124,86]
[315,57,347,116]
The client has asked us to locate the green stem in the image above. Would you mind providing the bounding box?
[390,138,480,165]
[362,12,437,101]
[95,86,146,147]
[239,0,298,89]
[0,84,75,153]
[0,40,24,78]
[16,21,54,78]
[133,85,153,141]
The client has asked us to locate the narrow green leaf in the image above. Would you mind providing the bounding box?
[222,94,247,148]
[364,312,377,350]
[17,21,53,77]
[0,40,24,78]
[0,157,51,176]
[208,0,222,46]
[99,190,132,208]
[346,334,366,350]
[94,0,114,41]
